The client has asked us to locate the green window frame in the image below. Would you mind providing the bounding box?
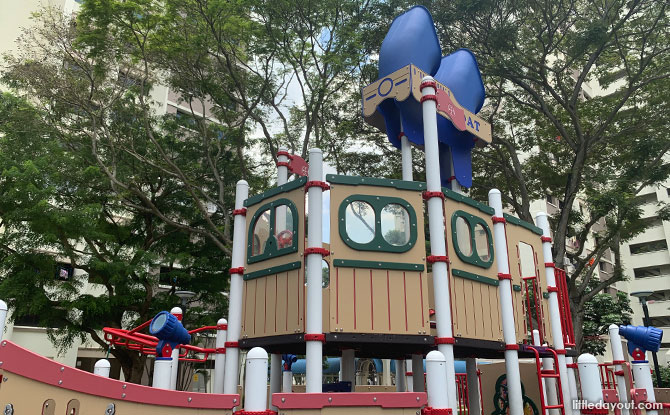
[450,210,494,268]
[247,198,299,264]
[338,195,418,253]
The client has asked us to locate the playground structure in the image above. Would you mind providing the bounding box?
[0,5,667,415]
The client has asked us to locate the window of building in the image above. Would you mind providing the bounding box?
[634,193,657,205]
[629,239,668,255]
[633,266,663,279]
[641,216,663,228]
[648,316,670,327]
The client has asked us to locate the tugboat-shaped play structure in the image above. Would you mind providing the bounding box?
[0,6,665,415]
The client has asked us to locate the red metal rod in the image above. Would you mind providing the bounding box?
[188,326,217,335]
[128,319,152,335]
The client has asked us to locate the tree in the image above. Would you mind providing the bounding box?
[0,91,228,383]
[581,288,632,355]
[392,0,670,351]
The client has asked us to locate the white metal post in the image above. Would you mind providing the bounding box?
[94,359,111,378]
[223,180,249,394]
[383,359,392,386]
[632,361,658,415]
[153,357,173,389]
[305,148,324,393]
[421,76,458,411]
[566,356,580,402]
[213,318,227,394]
[0,300,7,341]
[283,369,293,392]
[169,306,183,391]
[536,212,574,415]
[341,349,355,391]
[396,359,407,392]
[412,354,424,392]
[488,189,524,415]
[244,347,269,412]
[406,358,413,392]
[401,133,414,181]
[608,324,629,415]
[466,358,481,415]
[577,354,603,404]
[426,351,449,410]
[269,354,281,409]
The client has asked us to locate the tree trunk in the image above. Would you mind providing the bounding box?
[112,348,148,384]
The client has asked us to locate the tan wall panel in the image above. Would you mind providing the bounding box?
[275,272,289,334]
[0,372,232,415]
[388,270,409,333]
[354,269,373,332]
[331,267,356,332]
[371,269,391,333]
[403,271,428,334]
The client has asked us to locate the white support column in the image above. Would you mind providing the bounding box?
[169,306,183,391]
[536,212,574,415]
[632,361,658,415]
[426,351,449,410]
[341,349,355,391]
[395,359,407,392]
[153,357,173,389]
[270,354,282,409]
[282,370,293,393]
[94,359,111,378]
[305,148,324,393]
[383,359,392,386]
[577,354,603,404]
[213,318,227,394]
[0,300,7,341]
[412,354,424,392]
[488,189,524,415]
[421,76,458,412]
[223,180,249,394]
[244,348,269,412]
[401,133,413,181]
[406,358,413,392]
[466,358,481,415]
[566,356,579,402]
[608,325,629,415]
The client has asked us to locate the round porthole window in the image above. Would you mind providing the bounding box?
[474,223,491,262]
[381,204,410,246]
[455,216,472,256]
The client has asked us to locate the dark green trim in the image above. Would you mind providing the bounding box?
[542,292,550,299]
[338,194,418,253]
[247,198,299,264]
[327,175,426,191]
[450,210,495,269]
[442,188,495,215]
[513,284,522,292]
[244,176,307,207]
[333,259,424,272]
[452,269,499,286]
[503,213,543,235]
[243,261,302,280]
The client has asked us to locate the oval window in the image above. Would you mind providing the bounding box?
[473,223,490,262]
[345,201,375,244]
[380,204,410,246]
[252,209,271,255]
[455,216,472,256]
[274,205,294,249]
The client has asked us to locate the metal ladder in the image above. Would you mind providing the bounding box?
[527,346,566,415]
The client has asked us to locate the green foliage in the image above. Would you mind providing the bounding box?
[581,290,632,356]
[653,363,670,388]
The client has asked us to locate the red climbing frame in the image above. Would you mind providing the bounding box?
[554,267,575,347]
[523,274,546,344]
[103,321,221,362]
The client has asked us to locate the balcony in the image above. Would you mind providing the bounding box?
[626,250,670,269]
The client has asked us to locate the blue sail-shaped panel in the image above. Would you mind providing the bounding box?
[377,6,441,148]
[434,49,485,188]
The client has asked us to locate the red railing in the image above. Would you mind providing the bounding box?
[554,268,575,347]
[103,321,221,362]
[523,275,546,344]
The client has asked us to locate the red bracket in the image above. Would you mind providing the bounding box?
[541,236,553,243]
[492,216,506,224]
[566,363,578,369]
[613,360,626,365]
[547,286,559,293]
[229,267,245,275]
[304,333,326,343]
[420,80,437,90]
[446,176,457,182]
[420,94,437,103]
[233,208,247,216]
[544,262,556,268]
[427,255,448,264]
[234,410,278,415]
[217,323,228,330]
[305,181,330,191]
[505,344,519,351]
[276,161,290,168]
[397,132,406,140]
[555,349,567,355]
[497,273,512,280]
[435,337,455,345]
[422,407,453,415]
[216,347,226,354]
[422,191,445,201]
[225,341,239,348]
[277,151,291,158]
[405,371,413,376]
[304,247,330,257]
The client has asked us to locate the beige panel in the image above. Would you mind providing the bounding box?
[389,270,408,333]
[371,269,391,333]
[404,271,428,334]
[331,267,355,332]
[444,199,503,343]
[275,272,289,334]
[354,268,373,332]
[0,372,232,415]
